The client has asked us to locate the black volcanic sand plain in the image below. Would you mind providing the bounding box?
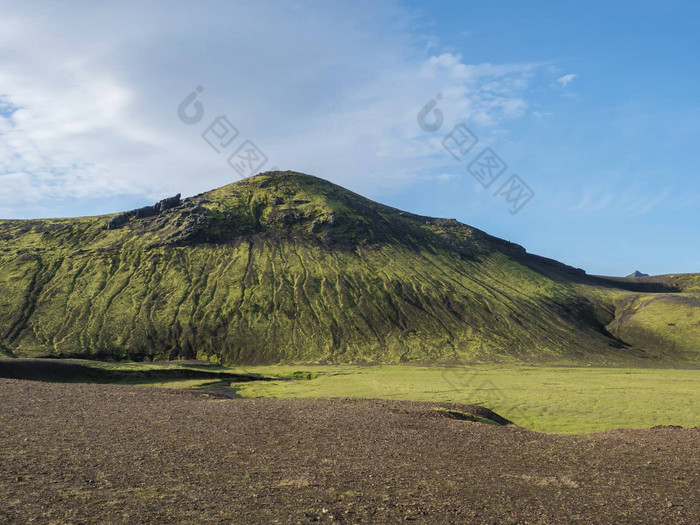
[1,379,698,524]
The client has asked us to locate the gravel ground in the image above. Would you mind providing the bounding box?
[0,379,698,524]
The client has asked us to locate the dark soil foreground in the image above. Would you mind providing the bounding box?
[0,380,698,524]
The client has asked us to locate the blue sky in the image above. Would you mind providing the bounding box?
[0,1,698,276]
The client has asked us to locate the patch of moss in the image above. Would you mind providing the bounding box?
[289,371,318,380]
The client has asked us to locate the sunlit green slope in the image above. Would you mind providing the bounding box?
[0,171,697,364]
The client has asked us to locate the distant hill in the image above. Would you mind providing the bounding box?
[627,271,650,278]
[0,171,698,365]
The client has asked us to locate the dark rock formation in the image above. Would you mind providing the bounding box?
[154,194,182,213]
[106,194,182,230]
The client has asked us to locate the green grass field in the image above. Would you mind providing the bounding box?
[4,358,698,433]
[222,365,700,434]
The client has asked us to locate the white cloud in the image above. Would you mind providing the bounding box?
[554,182,670,217]
[557,73,577,86]
[432,173,457,182]
[532,110,553,118]
[0,0,545,218]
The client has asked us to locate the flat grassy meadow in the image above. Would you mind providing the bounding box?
[223,365,700,434]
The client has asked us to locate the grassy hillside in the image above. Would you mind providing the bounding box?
[0,171,698,364]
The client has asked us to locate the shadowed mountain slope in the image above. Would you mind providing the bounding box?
[0,171,697,364]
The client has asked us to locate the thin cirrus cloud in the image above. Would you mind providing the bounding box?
[0,0,548,219]
[564,185,671,217]
[557,73,578,86]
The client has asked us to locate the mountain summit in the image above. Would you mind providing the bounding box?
[0,171,698,365]
[627,271,650,278]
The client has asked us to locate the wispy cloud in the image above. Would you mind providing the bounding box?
[557,73,577,86]
[557,183,671,217]
[0,0,547,218]
[532,110,553,118]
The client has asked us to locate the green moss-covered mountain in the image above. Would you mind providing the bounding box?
[1,171,698,364]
